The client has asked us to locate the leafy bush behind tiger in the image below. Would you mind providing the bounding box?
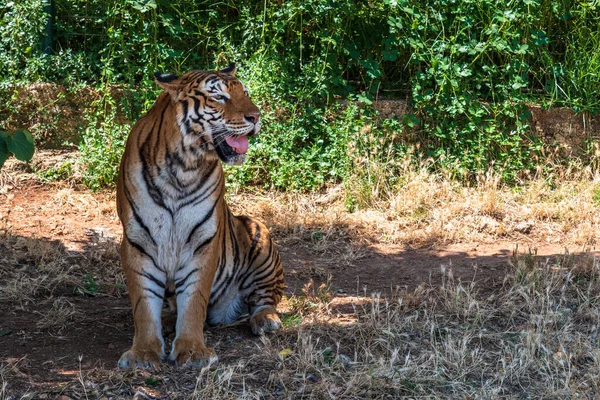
[1,0,599,193]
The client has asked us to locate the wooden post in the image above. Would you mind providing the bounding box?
[42,0,55,55]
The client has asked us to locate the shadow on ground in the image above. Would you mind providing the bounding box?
[2,224,595,397]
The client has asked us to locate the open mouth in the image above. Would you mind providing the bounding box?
[224,135,249,154]
[214,135,249,164]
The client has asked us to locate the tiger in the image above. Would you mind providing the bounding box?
[115,63,285,369]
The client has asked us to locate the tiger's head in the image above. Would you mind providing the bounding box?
[154,63,261,165]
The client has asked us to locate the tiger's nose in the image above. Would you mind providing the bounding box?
[244,111,260,125]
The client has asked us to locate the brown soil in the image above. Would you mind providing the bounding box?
[0,179,594,398]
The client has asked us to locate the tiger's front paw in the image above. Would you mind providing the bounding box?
[118,347,164,369]
[250,307,282,335]
[169,338,218,368]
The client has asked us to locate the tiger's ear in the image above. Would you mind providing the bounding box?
[154,72,181,94]
[219,62,236,77]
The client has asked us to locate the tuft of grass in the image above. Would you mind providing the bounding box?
[593,186,600,206]
[280,313,303,328]
[35,298,81,333]
[287,278,332,319]
[228,159,600,250]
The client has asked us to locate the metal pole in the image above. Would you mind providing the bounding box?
[42,0,55,55]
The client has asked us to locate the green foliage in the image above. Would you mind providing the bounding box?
[36,159,74,183]
[78,94,130,190]
[398,0,544,180]
[2,0,600,190]
[227,103,358,190]
[0,0,47,80]
[145,377,161,387]
[280,313,304,328]
[73,273,98,296]
[593,186,600,206]
[0,130,35,169]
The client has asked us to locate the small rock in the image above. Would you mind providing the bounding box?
[133,392,151,400]
[514,220,534,234]
[338,353,352,367]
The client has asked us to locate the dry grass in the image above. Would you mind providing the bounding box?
[0,365,8,400]
[49,250,599,398]
[5,149,600,252]
[0,234,74,303]
[252,249,600,398]
[226,162,600,250]
[35,298,82,333]
[3,152,600,397]
[0,226,121,305]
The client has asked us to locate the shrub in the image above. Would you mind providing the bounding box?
[2,0,600,190]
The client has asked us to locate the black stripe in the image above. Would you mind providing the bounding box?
[144,287,165,300]
[239,239,275,289]
[193,235,214,255]
[186,201,217,243]
[192,97,201,116]
[241,262,277,291]
[239,247,277,290]
[175,268,198,289]
[139,106,172,214]
[185,177,221,208]
[181,99,189,123]
[133,269,166,289]
[212,214,230,285]
[166,150,200,172]
[176,161,219,204]
[133,296,143,316]
[124,183,157,247]
[209,270,235,302]
[125,235,164,273]
[175,280,199,296]
[228,212,240,267]
[252,277,285,292]
[249,296,275,309]
[247,227,262,267]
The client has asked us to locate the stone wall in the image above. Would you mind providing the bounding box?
[2,86,598,155]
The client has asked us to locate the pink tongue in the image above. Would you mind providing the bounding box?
[224,136,249,154]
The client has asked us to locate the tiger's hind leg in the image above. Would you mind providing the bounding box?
[236,217,286,336]
[118,241,167,369]
[249,305,282,335]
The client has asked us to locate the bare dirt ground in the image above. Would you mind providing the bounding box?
[2,156,600,398]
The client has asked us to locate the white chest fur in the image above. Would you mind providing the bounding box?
[124,164,220,280]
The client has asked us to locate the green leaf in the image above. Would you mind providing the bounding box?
[145,377,160,387]
[7,130,35,162]
[0,132,9,169]
[0,329,11,337]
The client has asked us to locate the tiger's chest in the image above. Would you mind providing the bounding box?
[157,207,216,275]
[124,165,221,278]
